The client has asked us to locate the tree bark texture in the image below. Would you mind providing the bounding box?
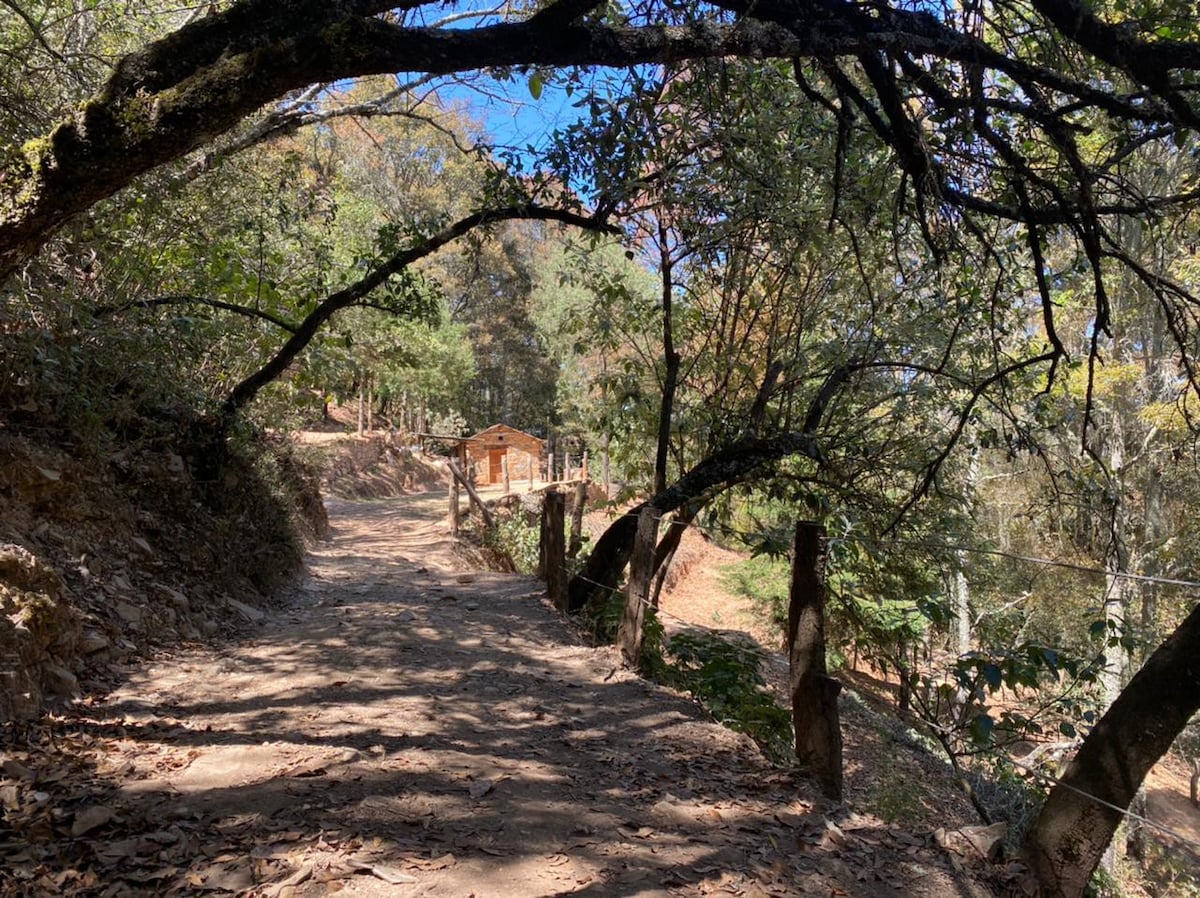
[568,480,588,559]
[539,491,567,612]
[448,476,460,536]
[787,521,843,800]
[1020,601,1200,897]
[617,506,659,669]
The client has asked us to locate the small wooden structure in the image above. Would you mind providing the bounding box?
[463,424,544,486]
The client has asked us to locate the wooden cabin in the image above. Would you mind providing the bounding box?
[463,424,544,486]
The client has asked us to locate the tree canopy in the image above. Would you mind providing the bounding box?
[7,1,1200,896]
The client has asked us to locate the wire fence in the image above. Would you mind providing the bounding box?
[515,493,1200,860]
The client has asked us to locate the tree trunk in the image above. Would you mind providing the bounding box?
[357,377,366,436]
[788,521,842,800]
[446,459,494,528]
[654,219,680,496]
[649,503,701,609]
[1020,601,1200,897]
[566,427,821,612]
[448,476,460,536]
[601,432,612,497]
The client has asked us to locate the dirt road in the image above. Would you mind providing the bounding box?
[1,493,996,897]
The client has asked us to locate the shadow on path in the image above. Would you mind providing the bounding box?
[1,492,997,898]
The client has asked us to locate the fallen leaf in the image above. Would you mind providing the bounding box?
[467,778,494,799]
[348,861,417,884]
[2,760,34,781]
[263,862,314,897]
[71,805,115,837]
[409,853,456,871]
[123,867,179,883]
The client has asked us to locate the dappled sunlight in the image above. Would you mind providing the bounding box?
[6,494,998,897]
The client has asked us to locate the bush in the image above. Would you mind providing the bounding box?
[663,629,794,765]
[485,512,542,574]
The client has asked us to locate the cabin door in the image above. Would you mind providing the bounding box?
[488,449,506,484]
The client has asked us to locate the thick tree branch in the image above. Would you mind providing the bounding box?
[220,202,617,418]
[0,12,808,281]
[9,0,1200,282]
[93,295,299,332]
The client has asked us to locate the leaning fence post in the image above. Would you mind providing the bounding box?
[788,520,843,800]
[539,490,567,611]
[618,506,659,668]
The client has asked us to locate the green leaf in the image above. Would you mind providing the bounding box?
[981,663,1003,691]
[528,72,544,101]
[970,713,995,745]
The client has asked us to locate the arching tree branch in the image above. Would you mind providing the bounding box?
[219,202,617,419]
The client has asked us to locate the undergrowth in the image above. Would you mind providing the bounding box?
[587,590,793,764]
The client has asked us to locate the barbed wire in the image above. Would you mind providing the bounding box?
[580,504,1200,593]
[525,503,1200,848]
[561,556,1200,854]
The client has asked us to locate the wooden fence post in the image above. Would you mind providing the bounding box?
[448,475,460,535]
[447,459,494,529]
[568,480,588,558]
[618,507,659,668]
[539,491,567,611]
[788,520,843,800]
[502,454,510,495]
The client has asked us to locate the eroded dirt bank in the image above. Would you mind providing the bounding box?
[0,493,998,897]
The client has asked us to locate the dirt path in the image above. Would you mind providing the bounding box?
[1,494,999,897]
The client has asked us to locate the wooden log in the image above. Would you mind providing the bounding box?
[448,475,460,536]
[447,459,494,529]
[502,454,510,495]
[540,491,567,611]
[788,520,843,800]
[618,507,659,669]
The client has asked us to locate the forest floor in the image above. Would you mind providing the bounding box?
[0,486,1016,898]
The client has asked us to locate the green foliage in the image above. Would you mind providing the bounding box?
[864,733,926,824]
[485,512,542,575]
[661,629,793,765]
[582,585,791,762]
[718,555,790,631]
[967,758,1047,849]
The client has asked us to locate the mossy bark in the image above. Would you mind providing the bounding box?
[0,5,802,281]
